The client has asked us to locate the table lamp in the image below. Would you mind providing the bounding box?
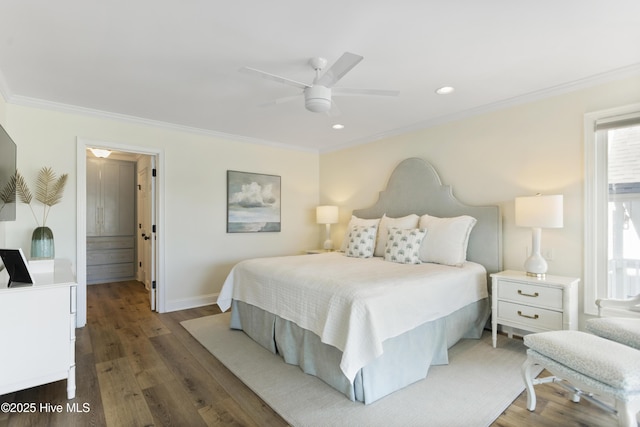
[515,194,563,278]
[316,205,339,250]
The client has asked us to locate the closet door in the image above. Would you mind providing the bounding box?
[86,158,136,284]
[102,162,135,236]
[86,159,101,237]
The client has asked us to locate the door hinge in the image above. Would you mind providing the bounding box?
[152,224,156,233]
[152,168,157,177]
[139,261,142,267]
[152,280,156,289]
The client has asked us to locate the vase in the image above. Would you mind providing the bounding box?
[31,226,54,259]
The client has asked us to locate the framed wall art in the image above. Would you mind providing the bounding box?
[227,170,281,232]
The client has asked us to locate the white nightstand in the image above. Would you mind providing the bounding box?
[490,270,579,348]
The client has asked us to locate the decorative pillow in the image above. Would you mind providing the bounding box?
[374,214,420,257]
[384,228,427,264]
[418,214,477,266]
[345,225,378,258]
[340,215,380,252]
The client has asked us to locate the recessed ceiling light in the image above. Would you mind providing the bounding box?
[435,86,455,95]
[332,124,345,130]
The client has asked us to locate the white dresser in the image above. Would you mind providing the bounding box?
[0,260,77,398]
[490,270,579,348]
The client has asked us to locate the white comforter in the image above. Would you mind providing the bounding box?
[218,252,487,382]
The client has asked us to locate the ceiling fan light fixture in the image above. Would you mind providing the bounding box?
[304,85,332,113]
[89,148,112,158]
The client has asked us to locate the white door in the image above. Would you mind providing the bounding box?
[149,156,157,311]
[136,156,158,311]
[137,166,150,288]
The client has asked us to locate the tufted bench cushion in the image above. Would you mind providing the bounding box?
[523,330,640,393]
[586,317,640,351]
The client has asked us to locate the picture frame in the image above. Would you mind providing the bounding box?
[227,170,281,233]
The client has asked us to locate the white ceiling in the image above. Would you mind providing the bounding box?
[1,1,639,152]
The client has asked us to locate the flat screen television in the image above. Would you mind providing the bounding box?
[0,123,17,221]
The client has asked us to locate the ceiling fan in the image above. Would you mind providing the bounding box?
[240,52,399,113]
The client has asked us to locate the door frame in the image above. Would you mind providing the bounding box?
[76,138,165,326]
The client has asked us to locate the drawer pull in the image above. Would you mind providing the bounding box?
[517,310,539,320]
[518,290,539,298]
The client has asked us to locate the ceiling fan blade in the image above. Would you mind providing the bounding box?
[327,99,342,117]
[258,94,302,108]
[333,88,400,97]
[316,52,364,88]
[240,66,310,90]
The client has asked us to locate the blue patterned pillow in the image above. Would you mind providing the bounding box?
[345,225,378,258]
[384,228,427,264]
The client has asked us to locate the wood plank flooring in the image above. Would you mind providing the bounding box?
[0,280,624,426]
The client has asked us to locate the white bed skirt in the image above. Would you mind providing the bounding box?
[229,298,490,404]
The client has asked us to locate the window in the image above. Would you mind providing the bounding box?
[584,104,640,315]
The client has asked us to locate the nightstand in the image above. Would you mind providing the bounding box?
[490,270,579,348]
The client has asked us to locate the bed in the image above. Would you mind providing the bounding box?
[217,157,503,404]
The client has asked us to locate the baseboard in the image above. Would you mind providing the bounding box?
[165,292,219,312]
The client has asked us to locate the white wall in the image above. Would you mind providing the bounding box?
[320,74,640,323]
[3,103,320,312]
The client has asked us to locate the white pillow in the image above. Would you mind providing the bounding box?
[345,225,378,258]
[418,214,477,266]
[374,214,419,257]
[384,228,427,264]
[340,215,380,252]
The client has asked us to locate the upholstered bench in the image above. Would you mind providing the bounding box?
[522,330,640,427]
[586,317,640,350]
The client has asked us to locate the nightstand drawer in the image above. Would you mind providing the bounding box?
[498,280,563,309]
[498,301,563,330]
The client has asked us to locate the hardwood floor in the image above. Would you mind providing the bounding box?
[0,280,624,426]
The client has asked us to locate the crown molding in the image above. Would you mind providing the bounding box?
[6,94,319,154]
[0,68,12,105]
[2,62,639,155]
[322,63,640,153]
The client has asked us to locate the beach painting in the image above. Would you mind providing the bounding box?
[227,170,281,232]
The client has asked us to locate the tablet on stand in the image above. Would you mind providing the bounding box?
[0,248,35,287]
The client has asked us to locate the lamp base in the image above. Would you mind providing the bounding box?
[524,252,548,280]
[526,271,546,279]
[323,239,333,250]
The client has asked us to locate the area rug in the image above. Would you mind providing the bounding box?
[182,313,540,427]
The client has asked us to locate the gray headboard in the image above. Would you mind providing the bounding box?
[352,158,503,274]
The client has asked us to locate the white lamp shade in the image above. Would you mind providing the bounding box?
[515,194,563,228]
[316,205,339,224]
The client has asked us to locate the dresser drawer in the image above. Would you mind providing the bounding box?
[498,280,563,309]
[87,248,134,266]
[87,236,134,251]
[87,263,134,282]
[497,301,563,331]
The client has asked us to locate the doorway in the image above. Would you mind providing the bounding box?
[76,139,164,327]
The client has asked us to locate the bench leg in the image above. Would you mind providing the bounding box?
[616,399,640,427]
[521,358,539,411]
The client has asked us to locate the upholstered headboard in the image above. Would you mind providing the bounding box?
[352,158,503,274]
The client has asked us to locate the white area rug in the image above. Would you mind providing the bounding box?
[182,312,540,427]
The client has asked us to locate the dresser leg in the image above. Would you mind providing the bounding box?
[67,364,76,399]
